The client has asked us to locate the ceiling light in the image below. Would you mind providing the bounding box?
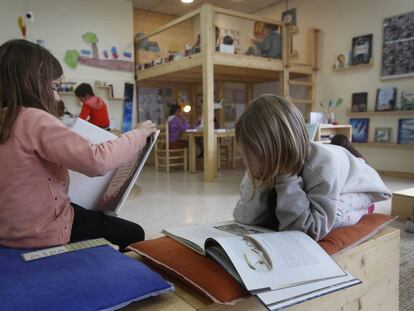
[181,0,194,3]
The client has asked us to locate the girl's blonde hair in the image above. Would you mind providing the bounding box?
[236,94,308,188]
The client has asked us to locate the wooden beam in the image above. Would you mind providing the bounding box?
[213,53,283,72]
[137,54,203,81]
[288,80,314,87]
[213,6,283,26]
[136,8,201,42]
[245,82,253,105]
[201,4,216,182]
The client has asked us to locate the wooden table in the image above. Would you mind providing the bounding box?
[183,129,236,173]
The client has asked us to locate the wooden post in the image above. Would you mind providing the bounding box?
[217,81,224,127]
[201,4,216,182]
[307,27,320,70]
[281,23,290,98]
[245,82,253,105]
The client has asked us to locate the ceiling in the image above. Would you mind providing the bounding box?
[132,0,285,16]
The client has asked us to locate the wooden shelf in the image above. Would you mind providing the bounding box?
[288,80,314,87]
[348,110,414,117]
[333,61,373,72]
[96,85,125,101]
[291,99,313,105]
[354,142,414,149]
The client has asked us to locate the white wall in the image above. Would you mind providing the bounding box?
[0,0,135,129]
[255,0,414,174]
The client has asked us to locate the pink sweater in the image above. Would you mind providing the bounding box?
[0,108,146,248]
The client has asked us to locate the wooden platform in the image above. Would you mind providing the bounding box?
[123,226,399,311]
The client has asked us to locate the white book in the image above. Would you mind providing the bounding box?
[68,119,117,210]
[257,271,360,310]
[68,118,159,214]
[162,221,349,293]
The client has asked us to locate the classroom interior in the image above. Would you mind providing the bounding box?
[1,0,414,310]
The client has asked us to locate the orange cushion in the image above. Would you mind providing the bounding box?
[319,213,394,255]
[128,213,393,304]
[129,236,247,304]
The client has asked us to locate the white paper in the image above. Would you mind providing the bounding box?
[214,231,345,292]
[257,271,360,309]
[163,223,345,292]
[68,118,117,210]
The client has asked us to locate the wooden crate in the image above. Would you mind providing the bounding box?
[124,227,399,311]
[392,187,414,220]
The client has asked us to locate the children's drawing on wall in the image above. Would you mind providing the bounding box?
[64,32,134,72]
[281,8,297,26]
[17,11,34,39]
[139,87,163,123]
[245,22,281,59]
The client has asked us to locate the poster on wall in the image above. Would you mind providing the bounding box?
[381,11,414,79]
[138,88,163,124]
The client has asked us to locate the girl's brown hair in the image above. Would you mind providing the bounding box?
[0,39,63,144]
[236,94,309,188]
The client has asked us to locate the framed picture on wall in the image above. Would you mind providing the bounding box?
[351,92,368,112]
[349,118,369,143]
[375,87,397,111]
[374,128,392,143]
[398,119,414,144]
[400,91,414,110]
[281,8,297,26]
[351,34,373,65]
[381,11,414,79]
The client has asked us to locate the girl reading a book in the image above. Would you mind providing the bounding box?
[0,40,156,251]
[233,95,391,240]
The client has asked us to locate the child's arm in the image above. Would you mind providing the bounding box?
[274,174,337,241]
[233,172,273,225]
[22,108,148,177]
[79,104,91,121]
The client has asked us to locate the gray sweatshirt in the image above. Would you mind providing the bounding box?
[233,142,391,241]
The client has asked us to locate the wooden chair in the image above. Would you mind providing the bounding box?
[155,122,187,173]
[217,137,236,170]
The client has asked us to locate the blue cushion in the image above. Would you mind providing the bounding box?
[0,245,173,310]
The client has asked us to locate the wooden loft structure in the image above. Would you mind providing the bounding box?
[136,4,319,182]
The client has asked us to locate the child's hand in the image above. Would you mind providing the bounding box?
[135,120,157,137]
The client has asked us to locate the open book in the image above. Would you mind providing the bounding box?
[163,221,360,309]
[68,118,159,215]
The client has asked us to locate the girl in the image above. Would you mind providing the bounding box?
[0,39,156,251]
[233,95,391,241]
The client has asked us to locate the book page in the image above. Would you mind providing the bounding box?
[68,118,117,210]
[214,231,345,292]
[257,271,360,309]
[163,222,271,255]
[95,130,160,214]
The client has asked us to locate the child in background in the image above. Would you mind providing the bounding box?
[233,95,391,240]
[0,40,157,251]
[57,100,75,127]
[168,104,189,149]
[246,23,281,59]
[331,134,365,160]
[75,83,110,129]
